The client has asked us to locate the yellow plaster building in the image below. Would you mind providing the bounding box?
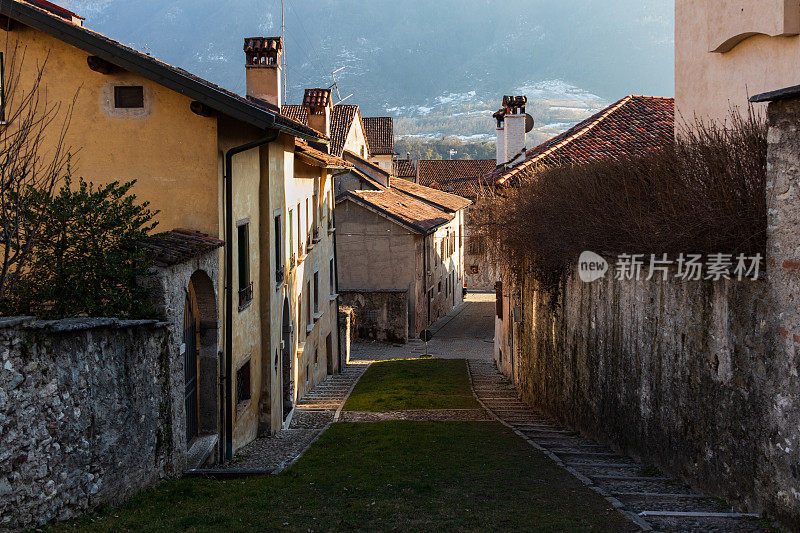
[1,0,343,465]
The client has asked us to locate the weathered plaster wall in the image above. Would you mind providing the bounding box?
[676,0,800,125]
[503,272,800,525]
[0,318,174,530]
[1,26,219,234]
[339,290,409,343]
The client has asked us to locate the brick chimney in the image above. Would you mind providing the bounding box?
[494,95,528,166]
[244,37,282,109]
[302,88,332,138]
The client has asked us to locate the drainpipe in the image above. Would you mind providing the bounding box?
[222,130,279,462]
[423,234,429,328]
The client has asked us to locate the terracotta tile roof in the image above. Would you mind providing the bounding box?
[281,104,308,124]
[144,229,224,268]
[491,95,674,186]
[363,117,394,155]
[390,177,472,213]
[330,105,360,157]
[280,103,358,157]
[417,159,496,199]
[303,88,332,108]
[393,159,416,179]
[341,188,455,234]
[295,139,353,169]
[488,96,675,185]
[8,1,325,142]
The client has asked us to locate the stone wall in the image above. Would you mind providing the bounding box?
[339,290,408,343]
[0,317,175,530]
[502,267,800,528]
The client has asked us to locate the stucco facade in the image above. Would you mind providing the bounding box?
[676,0,800,124]
[336,197,466,340]
[1,3,339,464]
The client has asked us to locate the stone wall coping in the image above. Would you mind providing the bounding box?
[0,316,169,332]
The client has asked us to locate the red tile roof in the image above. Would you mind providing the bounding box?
[417,159,496,199]
[144,229,224,268]
[491,95,674,186]
[295,139,352,169]
[363,117,394,155]
[280,103,359,157]
[390,176,472,213]
[393,159,416,179]
[341,189,455,234]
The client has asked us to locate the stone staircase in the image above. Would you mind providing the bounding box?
[468,359,769,533]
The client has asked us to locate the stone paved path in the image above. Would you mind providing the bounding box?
[199,361,370,474]
[468,359,768,533]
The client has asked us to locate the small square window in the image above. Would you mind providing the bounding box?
[114,86,144,109]
[236,360,251,406]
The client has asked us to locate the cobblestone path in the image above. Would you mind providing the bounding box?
[199,361,370,474]
[468,359,768,533]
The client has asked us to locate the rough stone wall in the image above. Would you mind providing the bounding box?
[0,318,174,530]
[510,274,800,523]
[339,290,408,343]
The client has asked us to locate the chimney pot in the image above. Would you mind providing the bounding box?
[244,37,283,109]
[302,88,332,141]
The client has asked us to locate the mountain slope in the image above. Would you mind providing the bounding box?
[63,0,674,138]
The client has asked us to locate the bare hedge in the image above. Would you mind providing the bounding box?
[473,110,767,290]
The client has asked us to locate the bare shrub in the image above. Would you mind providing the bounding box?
[473,109,767,292]
[0,41,78,304]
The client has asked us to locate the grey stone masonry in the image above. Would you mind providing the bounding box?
[0,318,174,530]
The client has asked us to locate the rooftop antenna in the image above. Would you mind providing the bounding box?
[330,66,353,105]
[281,0,287,102]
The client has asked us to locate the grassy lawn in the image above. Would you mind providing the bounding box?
[58,421,636,532]
[343,358,479,411]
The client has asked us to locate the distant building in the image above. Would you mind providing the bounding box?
[362,116,395,172]
[393,157,417,181]
[415,159,496,290]
[336,177,471,341]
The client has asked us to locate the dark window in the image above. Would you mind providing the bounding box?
[236,360,251,406]
[314,347,319,365]
[306,281,312,331]
[114,86,144,108]
[288,210,294,266]
[330,258,335,295]
[274,213,283,283]
[313,271,319,314]
[237,222,252,308]
[305,363,310,385]
[438,281,442,293]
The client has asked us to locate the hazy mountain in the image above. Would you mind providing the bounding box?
[63,0,674,139]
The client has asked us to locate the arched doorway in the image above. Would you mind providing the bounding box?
[183,271,219,452]
[183,285,200,445]
[281,296,293,422]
